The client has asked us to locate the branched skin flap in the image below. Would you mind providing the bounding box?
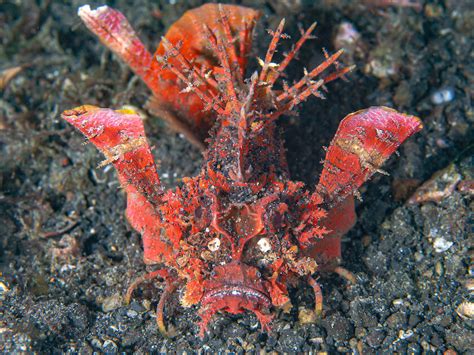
[65,4,423,336]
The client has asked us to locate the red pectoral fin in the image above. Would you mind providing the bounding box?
[316,106,423,206]
[62,106,163,236]
[322,196,356,238]
[148,4,261,143]
[78,6,154,87]
[78,4,260,146]
[305,196,356,261]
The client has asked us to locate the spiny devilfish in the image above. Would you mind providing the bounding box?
[62,3,422,337]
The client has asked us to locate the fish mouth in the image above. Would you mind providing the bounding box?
[198,281,274,336]
[201,284,272,308]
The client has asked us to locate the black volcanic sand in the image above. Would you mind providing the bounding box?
[1,0,473,353]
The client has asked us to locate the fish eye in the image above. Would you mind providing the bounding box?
[208,237,221,251]
[257,237,272,253]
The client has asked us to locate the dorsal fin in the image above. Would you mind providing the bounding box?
[148,4,260,146]
[78,4,260,148]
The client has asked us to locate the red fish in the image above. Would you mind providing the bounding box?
[63,3,422,336]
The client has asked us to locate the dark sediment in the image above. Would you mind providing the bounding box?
[1,0,472,352]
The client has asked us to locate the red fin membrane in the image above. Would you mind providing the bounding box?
[61,106,166,263]
[78,6,154,87]
[149,4,260,144]
[316,106,423,207]
[308,107,422,262]
[78,4,260,146]
[305,196,356,261]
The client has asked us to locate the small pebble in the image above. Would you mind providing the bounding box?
[102,339,118,352]
[414,252,424,262]
[334,21,361,51]
[0,281,10,294]
[408,313,422,327]
[398,329,414,340]
[126,309,138,318]
[407,342,422,354]
[322,312,354,342]
[298,307,317,324]
[365,329,385,348]
[433,237,453,253]
[89,337,102,350]
[142,299,151,311]
[101,293,123,313]
[456,301,474,320]
[386,312,406,329]
[361,235,372,247]
[278,329,306,352]
[435,261,444,275]
[130,301,145,312]
[392,298,404,307]
[431,87,455,105]
[464,279,474,292]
